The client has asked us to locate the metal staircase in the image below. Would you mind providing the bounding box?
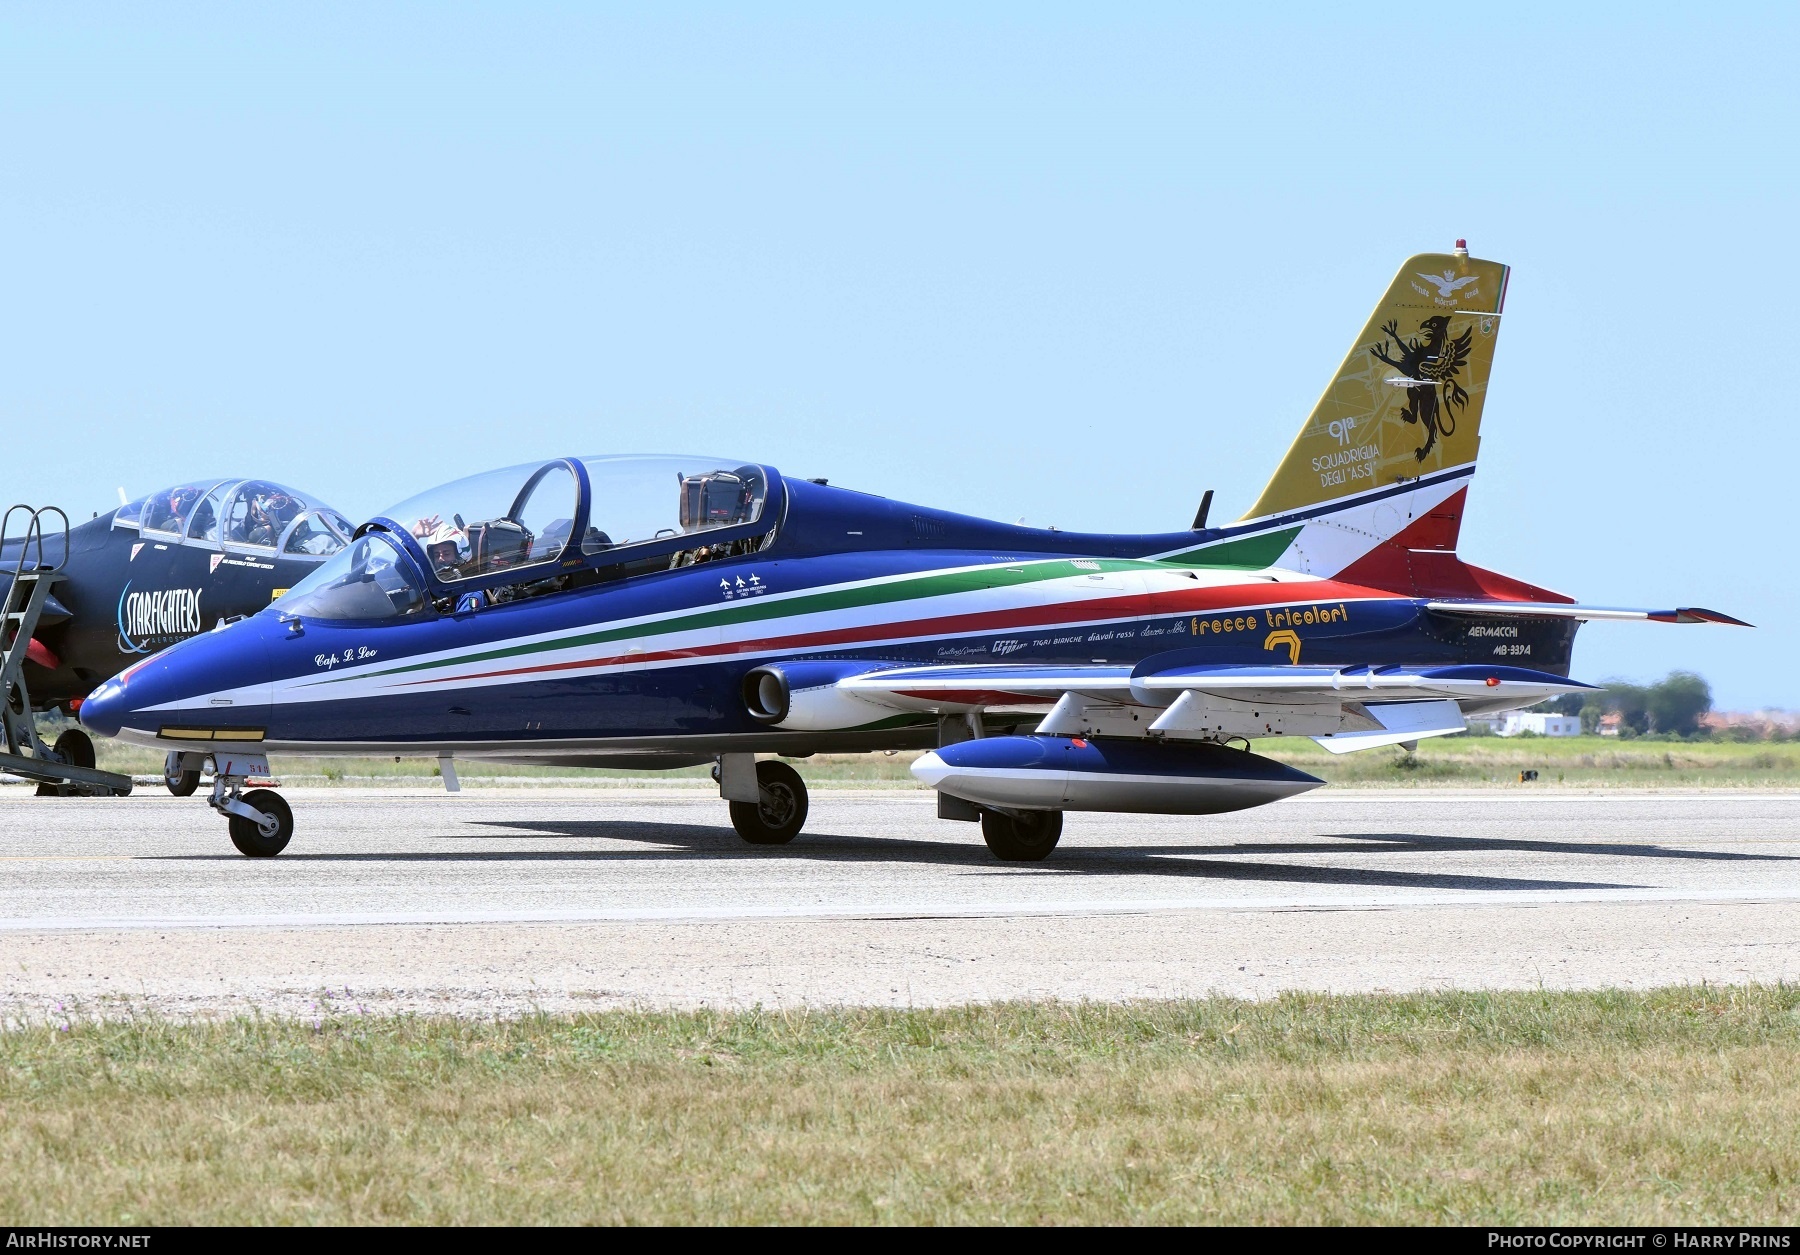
[0,506,132,796]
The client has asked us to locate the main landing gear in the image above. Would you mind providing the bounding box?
[978,808,1063,862]
[207,752,293,858]
[717,755,810,845]
[164,751,203,797]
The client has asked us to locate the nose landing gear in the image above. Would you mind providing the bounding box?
[208,752,294,857]
[225,789,293,858]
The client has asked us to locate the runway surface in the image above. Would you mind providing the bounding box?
[2,785,1798,1017]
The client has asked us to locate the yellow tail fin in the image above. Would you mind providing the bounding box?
[1241,245,1509,522]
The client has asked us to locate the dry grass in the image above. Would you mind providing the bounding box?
[33,725,1800,792]
[5,988,1800,1224]
[1266,735,1800,789]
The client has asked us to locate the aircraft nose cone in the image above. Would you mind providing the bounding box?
[79,621,275,748]
[79,678,126,738]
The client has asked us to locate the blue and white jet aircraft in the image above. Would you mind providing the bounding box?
[79,245,1745,859]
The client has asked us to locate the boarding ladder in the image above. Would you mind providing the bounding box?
[0,506,132,796]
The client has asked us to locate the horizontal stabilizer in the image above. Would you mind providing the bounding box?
[1426,600,1751,626]
[1130,662,1593,700]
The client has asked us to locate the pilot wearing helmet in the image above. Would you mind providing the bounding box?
[241,489,301,548]
[411,514,471,577]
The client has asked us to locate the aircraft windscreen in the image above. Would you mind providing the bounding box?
[274,533,429,621]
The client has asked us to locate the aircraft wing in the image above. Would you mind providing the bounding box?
[812,660,1593,751]
[1425,600,1751,626]
[836,661,1590,705]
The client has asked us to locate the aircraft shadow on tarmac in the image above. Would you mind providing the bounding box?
[388,818,1664,893]
[146,815,1792,893]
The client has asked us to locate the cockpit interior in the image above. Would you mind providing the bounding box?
[275,456,776,622]
[116,480,354,559]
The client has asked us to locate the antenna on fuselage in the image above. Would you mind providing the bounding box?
[1190,489,1214,531]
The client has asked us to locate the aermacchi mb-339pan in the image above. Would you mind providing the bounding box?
[79,245,1746,858]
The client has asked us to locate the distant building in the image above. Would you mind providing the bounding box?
[1499,712,1582,738]
[1701,710,1800,739]
[1598,712,1624,737]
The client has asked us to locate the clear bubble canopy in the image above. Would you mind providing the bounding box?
[274,455,773,621]
[116,478,353,558]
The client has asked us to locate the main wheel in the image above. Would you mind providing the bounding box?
[728,759,809,845]
[980,808,1064,861]
[227,788,294,858]
[164,751,201,797]
[34,729,98,796]
[53,729,95,769]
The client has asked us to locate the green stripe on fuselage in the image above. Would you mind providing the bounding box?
[313,557,1155,685]
[1161,526,1301,569]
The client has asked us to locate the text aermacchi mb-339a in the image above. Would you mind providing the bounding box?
[79,245,1746,859]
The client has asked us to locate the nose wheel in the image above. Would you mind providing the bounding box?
[207,754,294,857]
[226,789,293,858]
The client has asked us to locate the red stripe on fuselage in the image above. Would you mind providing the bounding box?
[388,579,1403,689]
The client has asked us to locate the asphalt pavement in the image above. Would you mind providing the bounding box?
[2,784,1797,1018]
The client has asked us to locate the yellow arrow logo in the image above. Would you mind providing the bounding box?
[1264,629,1301,665]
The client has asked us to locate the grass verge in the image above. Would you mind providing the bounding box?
[6,987,1800,1224]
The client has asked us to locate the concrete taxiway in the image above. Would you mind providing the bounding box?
[2,785,1797,1018]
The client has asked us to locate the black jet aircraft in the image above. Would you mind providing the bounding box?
[0,479,354,793]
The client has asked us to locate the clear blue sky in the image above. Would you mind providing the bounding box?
[3,5,1794,708]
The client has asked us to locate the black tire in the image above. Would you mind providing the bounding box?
[164,751,201,797]
[980,808,1064,861]
[34,730,98,797]
[728,759,809,845]
[53,729,96,769]
[227,788,293,858]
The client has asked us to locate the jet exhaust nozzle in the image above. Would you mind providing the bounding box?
[740,661,904,731]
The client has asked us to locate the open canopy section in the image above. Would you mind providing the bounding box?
[118,479,353,558]
[378,455,771,586]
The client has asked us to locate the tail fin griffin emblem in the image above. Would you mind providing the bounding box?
[1370,315,1474,461]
